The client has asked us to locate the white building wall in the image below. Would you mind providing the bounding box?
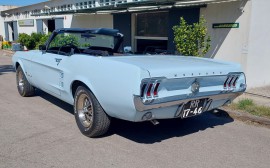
[246,0,270,87]
[201,0,253,86]
[69,14,113,28]
[0,5,18,40]
[17,21,37,35]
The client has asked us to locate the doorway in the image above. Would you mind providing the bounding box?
[10,23,14,41]
[48,19,55,33]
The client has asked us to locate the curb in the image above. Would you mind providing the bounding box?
[212,107,270,128]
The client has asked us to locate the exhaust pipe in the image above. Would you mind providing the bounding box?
[150,119,159,125]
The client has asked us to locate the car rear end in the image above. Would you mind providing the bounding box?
[133,72,246,121]
[106,55,246,122]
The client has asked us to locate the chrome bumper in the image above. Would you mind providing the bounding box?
[133,92,243,112]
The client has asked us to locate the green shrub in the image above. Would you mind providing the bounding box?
[18,33,35,50]
[50,34,79,47]
[18,32,51,50]
[36,33,51,49]
[173,16,211,57]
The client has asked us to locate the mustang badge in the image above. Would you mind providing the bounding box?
[55,58,62,65]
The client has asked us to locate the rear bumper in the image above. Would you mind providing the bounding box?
[133,92,243,112]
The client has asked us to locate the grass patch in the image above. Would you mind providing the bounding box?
[230,99,270,118]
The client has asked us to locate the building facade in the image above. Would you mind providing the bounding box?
[0,0,269,88]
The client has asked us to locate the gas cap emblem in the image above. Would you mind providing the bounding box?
[191,80,200,94]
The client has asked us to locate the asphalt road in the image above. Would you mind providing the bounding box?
[1,53,270,168]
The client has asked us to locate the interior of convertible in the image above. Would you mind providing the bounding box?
[46,32,122,56]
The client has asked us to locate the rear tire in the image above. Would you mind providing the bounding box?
[16,66,35,97]
[74,86,111,137]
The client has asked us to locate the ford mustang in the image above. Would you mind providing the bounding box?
[12,28,246,137]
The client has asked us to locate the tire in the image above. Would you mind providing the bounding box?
[74,86,111,137]
[16,66,35,97]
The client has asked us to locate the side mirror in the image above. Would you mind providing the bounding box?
[39,45,46,51]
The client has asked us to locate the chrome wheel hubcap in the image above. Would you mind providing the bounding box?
[77,94,93,128]
[18,71,24,92]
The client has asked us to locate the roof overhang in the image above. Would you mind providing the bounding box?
[1,0,242,17]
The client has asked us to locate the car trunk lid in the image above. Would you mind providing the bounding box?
[106,55,241,78]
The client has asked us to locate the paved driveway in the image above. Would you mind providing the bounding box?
[0,53,270,168]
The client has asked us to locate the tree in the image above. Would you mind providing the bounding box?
[173,16,211,57]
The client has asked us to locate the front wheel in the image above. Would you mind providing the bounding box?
[74,86,111,137]
[16,66,35,97]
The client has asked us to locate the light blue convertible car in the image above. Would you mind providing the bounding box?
[12,28,246,137]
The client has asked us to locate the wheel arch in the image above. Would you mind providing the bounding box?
[70,79,98,101]
[71,80,89,98]
[70,80,110,116]
[15,62,20,70]
[14,60,26,71]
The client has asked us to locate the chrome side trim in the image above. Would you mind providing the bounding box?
[133,92,243,112]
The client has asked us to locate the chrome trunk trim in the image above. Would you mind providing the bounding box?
[134,92,243,112]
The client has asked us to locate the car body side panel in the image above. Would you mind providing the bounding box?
[30,52,67,97]
[13,51,245,122]
[12,51,34,84]
[58,55,150,121]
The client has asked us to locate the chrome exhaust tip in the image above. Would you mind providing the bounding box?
[150,119,159,125]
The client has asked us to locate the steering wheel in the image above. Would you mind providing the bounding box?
[58,43,81,55]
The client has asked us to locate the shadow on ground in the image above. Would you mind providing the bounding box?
[36,89,234,143]
[36,90,74,114]
[0,65,15,74]
[108,112,233,144]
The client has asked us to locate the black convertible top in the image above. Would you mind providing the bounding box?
[55,28,121,37]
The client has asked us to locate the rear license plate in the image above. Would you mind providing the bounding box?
[181,99,206,118]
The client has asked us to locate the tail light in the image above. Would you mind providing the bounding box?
[232,77,239,87]
[153,83,160,97]
[146,84,153,97]
[140,84,147,97]
[223,74,242,90]
[141,80,161,99]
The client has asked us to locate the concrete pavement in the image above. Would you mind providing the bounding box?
[1,52,270,168]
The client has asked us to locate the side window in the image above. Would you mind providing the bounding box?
[47,34,64,54]
[47,33,80,55]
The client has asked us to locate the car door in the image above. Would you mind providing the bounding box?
[30,34,69,98]
[31,52,66,97]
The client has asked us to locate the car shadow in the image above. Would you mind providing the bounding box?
[36,89,234,143]
[0,65,15,74]
[107,112,234,143]
[36,90,74,115]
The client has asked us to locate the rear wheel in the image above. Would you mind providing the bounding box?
[74,86,111,137]
[16,66,35,97]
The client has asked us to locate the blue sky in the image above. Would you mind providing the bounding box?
[0,0,46,6]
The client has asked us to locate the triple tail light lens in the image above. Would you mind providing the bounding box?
[223,73,243,90]
[141,81,161,98]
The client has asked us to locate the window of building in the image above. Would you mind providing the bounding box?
[88,1,92,8]
[84,2,88,8]
[80,2,83,9]
[67,4,71,10]
[136,12,168,37]
[100,0,104,6]
[64,6,66,11]
[134,11,169,53]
